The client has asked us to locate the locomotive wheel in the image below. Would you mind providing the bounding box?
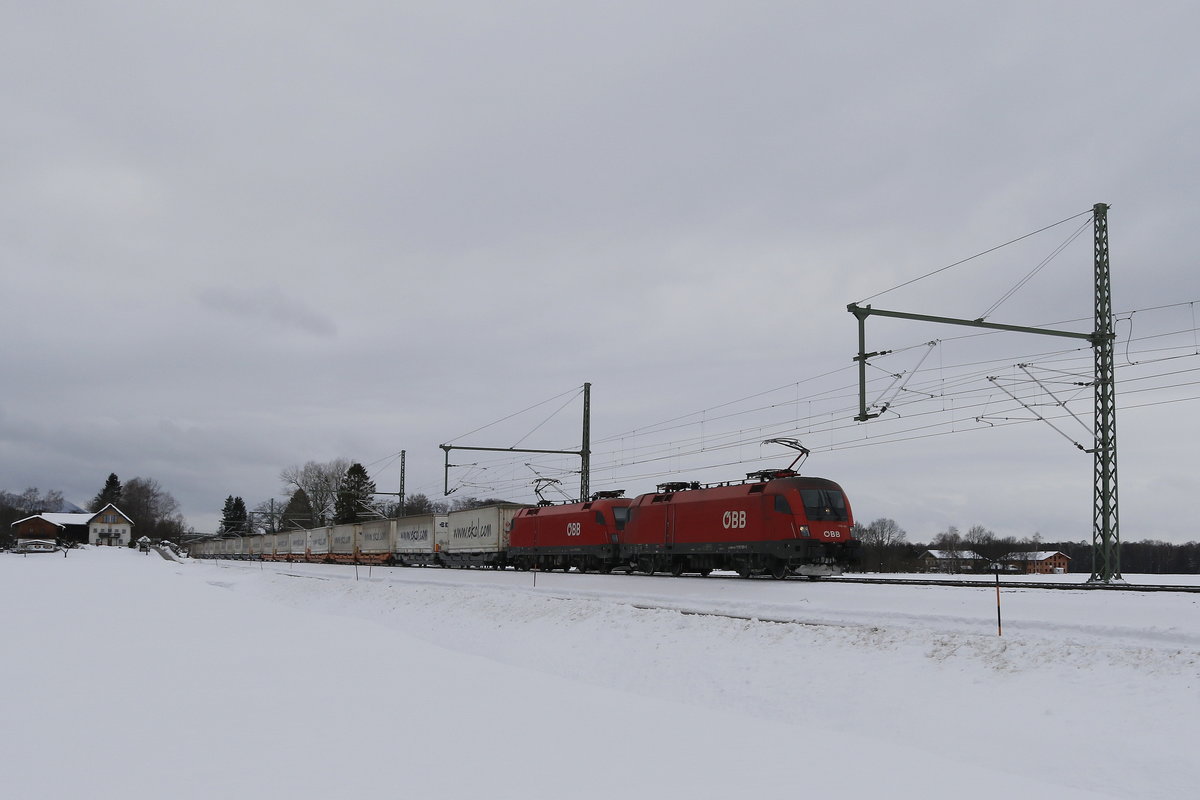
[698,568,712,577]
[642,559,656,575]
[670,559,685,577]
[770,560,790,580]
[737,565,753,579]
[577,560,588,574]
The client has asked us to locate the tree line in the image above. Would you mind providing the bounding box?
[1,473,186,548]
[216,458,512,535]
[851,517,1200,575]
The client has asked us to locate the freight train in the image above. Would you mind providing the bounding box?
[190,469,861,579]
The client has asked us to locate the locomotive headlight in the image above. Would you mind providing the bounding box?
[798,525,810,538]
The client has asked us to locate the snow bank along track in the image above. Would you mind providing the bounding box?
[204,560,872,630]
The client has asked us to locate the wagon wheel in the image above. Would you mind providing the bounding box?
[770,559,790,580]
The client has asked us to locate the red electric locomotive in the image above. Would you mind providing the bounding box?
[508,491,633,573]
[620,470,860,579]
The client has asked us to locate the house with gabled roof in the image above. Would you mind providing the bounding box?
[1002,550,1071,574]
[918,549,985,573]
[10,504,134,547]
[11,512,93,545]
[87,504,134,546]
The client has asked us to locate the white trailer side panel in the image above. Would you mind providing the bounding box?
[443,505,522,554]
[308,527,331,558]
[395,514,442,556]
[359,520,395,555]
[330,524,356,556]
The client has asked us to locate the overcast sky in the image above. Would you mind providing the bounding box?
[4,2,1198,545]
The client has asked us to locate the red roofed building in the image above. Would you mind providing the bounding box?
[1002,550,1071,574]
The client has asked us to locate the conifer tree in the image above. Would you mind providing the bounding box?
[334,463,376,524]
[220,495,249,533]
[90,473,123,512]
[280,489,315,530]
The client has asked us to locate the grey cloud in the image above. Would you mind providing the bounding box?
[196,286,337,338]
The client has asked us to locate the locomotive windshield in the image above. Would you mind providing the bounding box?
[799,488,848,522]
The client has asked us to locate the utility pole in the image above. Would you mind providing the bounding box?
[399,450,406,516]
[848,203,1121,583]
[580,382,591,501]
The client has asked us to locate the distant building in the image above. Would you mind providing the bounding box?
[14,539,58,553]
[919,549,985,573]
[10,504,134,548]
[1001,550,1071,574]
[88,504,134,547]
[11,512,92,545]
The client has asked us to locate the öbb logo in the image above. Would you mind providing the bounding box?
[721,511,747,529]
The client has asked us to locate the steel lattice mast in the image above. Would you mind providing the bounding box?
[848,204,1122,583]
[1090,203,1121,582]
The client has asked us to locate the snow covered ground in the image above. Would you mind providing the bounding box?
[3,548,1197,799]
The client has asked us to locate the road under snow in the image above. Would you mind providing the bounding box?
[2,548,1197,799]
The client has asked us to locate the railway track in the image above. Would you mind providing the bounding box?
[825,575,1200,593]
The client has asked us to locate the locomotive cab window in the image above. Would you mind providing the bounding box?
[799,489,847,522]
[773,495,792,514]
[595,511,606,526]
[612,506,630,531]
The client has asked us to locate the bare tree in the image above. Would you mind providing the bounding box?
[400,492,448,517]
[279,458,350,526]
[121,477,186,543]
[8,487,66,513]
[931,526,962,555]
[859,518,907,548]
[963,524,1005,565]
[251,498,283,533]
[853,518,913,572]
[449,496,513,511]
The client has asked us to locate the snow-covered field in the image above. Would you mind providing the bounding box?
[3,548,1197,799]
